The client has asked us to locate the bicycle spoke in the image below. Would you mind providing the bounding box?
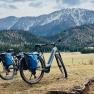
[36,68,43,71]
[29,73,32,80]
[34,75,36,79]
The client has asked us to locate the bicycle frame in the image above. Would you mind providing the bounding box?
[44,46,60,69]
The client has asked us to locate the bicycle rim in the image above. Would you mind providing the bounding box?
[0,61,15,80]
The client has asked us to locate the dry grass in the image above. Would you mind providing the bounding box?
[0,52,94,94]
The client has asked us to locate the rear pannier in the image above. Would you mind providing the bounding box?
[24,52,39,72]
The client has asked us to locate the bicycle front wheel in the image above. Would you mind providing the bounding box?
[55,54,68,78]
[0,60,15,80]
[20,56,45,85]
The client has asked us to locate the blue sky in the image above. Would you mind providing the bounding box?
[0,0,94,18]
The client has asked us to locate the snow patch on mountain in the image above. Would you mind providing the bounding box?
[41,12,62,26]
[0,8,94,36]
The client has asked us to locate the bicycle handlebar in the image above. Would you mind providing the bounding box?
[34,38,62,52]
[35,38,62,48]
[35,43,55,48]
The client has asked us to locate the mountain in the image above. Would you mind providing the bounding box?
[49,24,94,51]
[0,8,94,36]
[0,16,18,30]
[1,24,94,51]
[0,30,48,51]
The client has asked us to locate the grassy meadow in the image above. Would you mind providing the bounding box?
[0,52,94,94]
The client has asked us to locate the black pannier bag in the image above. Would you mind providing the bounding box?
[21,57,28,70]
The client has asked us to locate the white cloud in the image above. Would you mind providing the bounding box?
[0,0,94,18]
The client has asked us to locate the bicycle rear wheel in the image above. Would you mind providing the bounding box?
[55,54,67,78]
[20,56,45,85]
[0,60,15,80]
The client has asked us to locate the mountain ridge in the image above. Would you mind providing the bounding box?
[49,24,94,51]
[0,8,94,36]
[0,24,94,51]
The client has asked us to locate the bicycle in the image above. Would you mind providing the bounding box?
[0,49,24,80]
[20,39,68,84]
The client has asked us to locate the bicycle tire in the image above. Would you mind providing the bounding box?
[55,54,68,78]
[20,56,45,85]
[0,60,15,80]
